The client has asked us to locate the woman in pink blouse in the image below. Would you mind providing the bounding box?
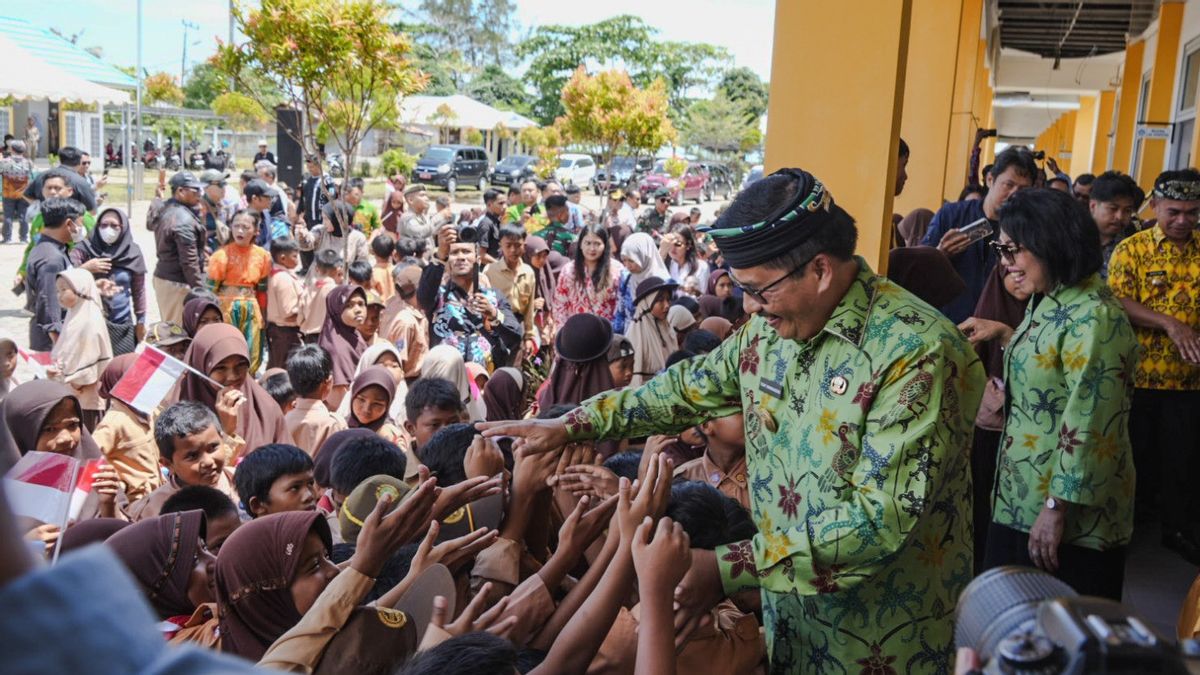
[552,224,622,325]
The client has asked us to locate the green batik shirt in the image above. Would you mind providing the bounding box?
[529,220,575,257]
[994,275,1137,550]
[565,259,985,673]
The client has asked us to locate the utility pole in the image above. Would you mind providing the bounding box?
[181,20,199,86]
[134,0,143,200]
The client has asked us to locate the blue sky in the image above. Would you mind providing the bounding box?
[1,0,774,83]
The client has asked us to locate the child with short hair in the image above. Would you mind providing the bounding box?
[382,264,429,379]
[266,236,305,369]
[234,443,317,517]
[370,233,396,302]
[403,377,464,453]
[160,484,242,552]
[484,225,537,358]
[284,344,347,457]
[347,259,373,292]
[125,401,241,521]
[207,211,272,372]
[359,292,386,346]
[300,249,342,343]
[261,370,297,413]
[395,235,426,266]
[674,412,749,510]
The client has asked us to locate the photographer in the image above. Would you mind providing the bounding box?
[417,222,521,370]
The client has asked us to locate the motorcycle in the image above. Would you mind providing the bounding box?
[104,139,122,169]
[203,148,230,171]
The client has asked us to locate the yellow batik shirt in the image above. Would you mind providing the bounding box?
[1107,225,1200,390]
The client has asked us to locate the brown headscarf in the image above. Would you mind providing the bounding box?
[182,297,223,338]
[896,208,935,247]
[538,354,615,411]
[482,367,524,422]
[216,511,333,661]
[99,353,142,417]
[175,323,289,454]
[0,380,101,471]
[381,191,406,235]
[887,246,967,309]
[345,365,396,432]
[698,316,733,341]
[318,285,368,388]
[973,265,1031,378]
[106,510,207,619]
[524,235,555,304]
[57,517,129,554]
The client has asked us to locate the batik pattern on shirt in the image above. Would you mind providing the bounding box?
[429,284,506,371]
[566,259,985,672]
[994,275,1137,551]
[551,263,621,326]
[208,244,272,373]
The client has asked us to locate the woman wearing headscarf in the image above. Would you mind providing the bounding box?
[896,207,935,248]
[70,206,147,355]
[422,344,487,421]
[182,296,224,338]
[698,315,733,341]
[51,268,113,429]
[343,366,405,445]
[317,285,369,411]
[333,342,409,427]
[482,367,525,422]
[215,511,338,661]
[614,232,670,334]
[298,200,370,281]
[0,333,36,404]
[56,517,129,554]
[537,314,615,411]
[626,277,678,387]
[380,189,406,237]
[522,235,555,392]
[106,510,215,629]
[93,353,161,502]
[174,323,289,457]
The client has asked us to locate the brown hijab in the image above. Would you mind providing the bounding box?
[698,316,733,340]
[216,511,332,661]
[345,365,396,432]
[99,353,143,417]
[57,517,129,554]
[973,265,1031,378]
[106,510,207,619]
[538,354,615,411]
[896,208,935,247]
[482,367,524,422]
[524,235,555,303]
[318,285,368,388]
[182,297,223,338]
[0,380,101,471]
[886,246,967,309]
[175,323,289,453]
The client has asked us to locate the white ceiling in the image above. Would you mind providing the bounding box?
[990,47,1126,141]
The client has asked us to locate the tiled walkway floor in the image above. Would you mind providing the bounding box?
[1123,523,1197,638]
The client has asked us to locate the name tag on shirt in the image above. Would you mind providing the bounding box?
[759,378,784,399]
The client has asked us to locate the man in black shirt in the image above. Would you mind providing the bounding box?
[297,155,335,273]
[26,198,81,349]
[253,140,276,167]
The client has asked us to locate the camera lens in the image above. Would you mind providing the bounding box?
[955,566,1076,662]
[457,224,479,244]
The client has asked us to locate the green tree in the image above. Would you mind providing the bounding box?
[719,66,769,122]
[144,72,184,106]
[211,92,271,130]
[517,15,728,125]
[467,64,531,115]
[557,67,676,171]
[411,0,517,69]
[183,62,226,109]
[681,94,760,155]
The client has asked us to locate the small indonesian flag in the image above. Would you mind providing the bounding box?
[16,348,50,379]
[4,451,102,525]
[110,345,189,415]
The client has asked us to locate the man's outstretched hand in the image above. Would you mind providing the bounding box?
[474,418,571,455]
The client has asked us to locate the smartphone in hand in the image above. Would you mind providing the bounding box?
[957,218,992,244]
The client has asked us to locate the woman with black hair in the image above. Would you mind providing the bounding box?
[965,188,1138,600]
[662,220,709,295]
[551,224,621,326]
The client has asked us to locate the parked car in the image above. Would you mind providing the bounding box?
[741,164,764,191]
[639,159,708,206]
[593,155,655,195]
[412,144,490,193]
[489,154,538,189]
[554,153,597,187]
[697,162,734,201]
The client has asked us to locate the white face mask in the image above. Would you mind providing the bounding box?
[99,226,120,245]
[69,220,86,243]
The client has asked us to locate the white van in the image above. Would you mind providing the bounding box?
[554,153,597,187]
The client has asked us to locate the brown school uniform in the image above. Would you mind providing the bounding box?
[256,567,375,672]
[92,399,161,502]
[674,452,751,511]
[125,465,239,521]
[371,262,394,303]
[267,264,306,369]
[590,600,766,675]
[170,603,221,649]
[300,277,337,340]
[286,398,348,457]
[383,305,429,379]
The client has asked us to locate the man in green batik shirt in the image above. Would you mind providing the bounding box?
[481,168,985,673]
[531,195,576,257]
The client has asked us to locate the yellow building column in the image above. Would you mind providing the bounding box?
[1071,96,1098,176]
[943,0,984,202]
[1113,40,1146,174]
[763,0,912,272]
[1092,90,1117,174]
[1137,1,1185,186]
[894,0,965,217]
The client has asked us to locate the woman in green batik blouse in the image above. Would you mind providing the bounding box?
[966,188,1137,600]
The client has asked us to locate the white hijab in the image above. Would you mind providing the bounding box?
[335,341,409,425]
[620,233,671,288]
[421,344,488,421]
[51,269,113,387]
[626,290,676,388]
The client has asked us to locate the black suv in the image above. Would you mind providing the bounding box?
[697,162,734,201]
[593,155,654,195]
[412,144,490,193]
[489,154,538,189]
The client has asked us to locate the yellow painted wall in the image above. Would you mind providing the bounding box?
[763,0,912,271]
[1137,1,1185,187]
[1071,95,1098,175]
[1113,40,1146,173]
[943,0,983,202]
[1092,90,1116,174]
[894,0,964,216]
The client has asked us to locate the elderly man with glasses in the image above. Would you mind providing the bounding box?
[479,167,986,672]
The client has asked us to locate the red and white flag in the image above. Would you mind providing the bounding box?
[16,347,50,379]
[3,451,102,525]
[110,345,189,414]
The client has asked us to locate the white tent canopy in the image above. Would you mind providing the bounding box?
[0,34,127,106]
[399,94,537,131]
